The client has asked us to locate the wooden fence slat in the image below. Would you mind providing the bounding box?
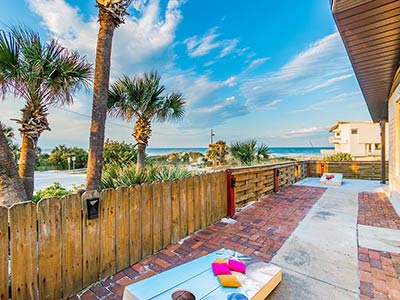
[152,182,163,253]
[0,207,8,300]
[211,173,218,221]
[171,180,180,243]
[200,175,207,228]
[61,194,82,298]
[10,201,38,300]
[186,177,195,234]
[179,178,188,239]
[213,172,222,220]
[193,176,202,231]
[82,191,100,287]
[38,198,62,300]
[100,189,116,278]
[115,187,130,272]
[129,185,142,265]
[141,184,153,258]
[206,174,212,226]
[162,181,172,248]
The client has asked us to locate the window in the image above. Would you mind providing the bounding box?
[351,129,358,134]
[375,143,381,150]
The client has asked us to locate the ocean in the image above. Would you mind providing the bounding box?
[146,147,333,157]
[41,147,333,157]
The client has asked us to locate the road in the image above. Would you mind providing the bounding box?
[34,170,86,191]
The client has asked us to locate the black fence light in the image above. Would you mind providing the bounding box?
[86,197,100,220]
[231,177,236,188]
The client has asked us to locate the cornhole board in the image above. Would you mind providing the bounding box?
[320,173,343,186]
[123,248,282,300]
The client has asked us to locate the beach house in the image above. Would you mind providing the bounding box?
[331,0,400,196]
[323,121,389,160]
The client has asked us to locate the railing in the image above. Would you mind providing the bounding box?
[309,160,388,180]
[228,161,309,207]
[0,172,227,300]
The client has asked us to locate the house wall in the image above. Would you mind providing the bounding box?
[330,122,388,159]
[389,82,400,202]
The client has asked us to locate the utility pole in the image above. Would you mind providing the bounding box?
[210,129,215,144]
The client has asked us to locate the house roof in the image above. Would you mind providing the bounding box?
[331,0,400,122]
[329,120,374,132]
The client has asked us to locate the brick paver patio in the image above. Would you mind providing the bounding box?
[358,192,400,300]
[70,185,326,300]
[358,192,400,230]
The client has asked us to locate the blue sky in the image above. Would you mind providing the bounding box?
[0,0,371,148]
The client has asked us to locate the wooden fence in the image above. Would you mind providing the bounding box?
[0,172,227,300]
[228,161,309,206]
[309,160,388,180]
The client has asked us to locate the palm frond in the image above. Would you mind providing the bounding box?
[107,71,185,126]
[0,29,20,97]
[157,92,185,122]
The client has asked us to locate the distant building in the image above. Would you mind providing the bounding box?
[321,121,389,160]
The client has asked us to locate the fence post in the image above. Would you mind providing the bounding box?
[307,161,311,177]
[227,171,236,218]
[294,165,299,182]
[274,169,280,193]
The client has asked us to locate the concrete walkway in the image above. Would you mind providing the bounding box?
[269,178,386,300]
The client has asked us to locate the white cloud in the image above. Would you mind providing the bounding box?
[259,99,282,110]
[291,91,362,113]
[223,76,237,87]
[197,96,236,113]
[283,127,329,138]
[303,74,353,94]
[240,32,353,109]
[28,0,185,73]
[216,38,239,58]
[184,27,240,59]
[245,57,270,72]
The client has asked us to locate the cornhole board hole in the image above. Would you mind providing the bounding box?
[123,248,282,300]
[320,173,343,186]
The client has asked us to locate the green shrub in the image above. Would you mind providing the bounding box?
[188,151,204,162]
[33,182,71,203]
[324,152,352,161]
[230,139,270,165]
[47,145,88,170]
[103,139,137,167]
[33,183,84,202]
[101,163,194,189]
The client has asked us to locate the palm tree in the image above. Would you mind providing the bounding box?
[0,122,27,206]
[206,140,229,167]
[0,27,92,200]
[256,143,270,162]
[108,72,185,171]
[230,139,270,165]
[86,0,132,191]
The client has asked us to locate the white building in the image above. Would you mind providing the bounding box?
[322,121,389,160]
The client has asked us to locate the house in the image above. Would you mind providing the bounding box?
[322,121,389,160]
[331,0,400,200]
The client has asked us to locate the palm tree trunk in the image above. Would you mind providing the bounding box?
[0,130,27,206]
[86,15,116,191]
[137,143,146,171]
[18,134,36,200]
